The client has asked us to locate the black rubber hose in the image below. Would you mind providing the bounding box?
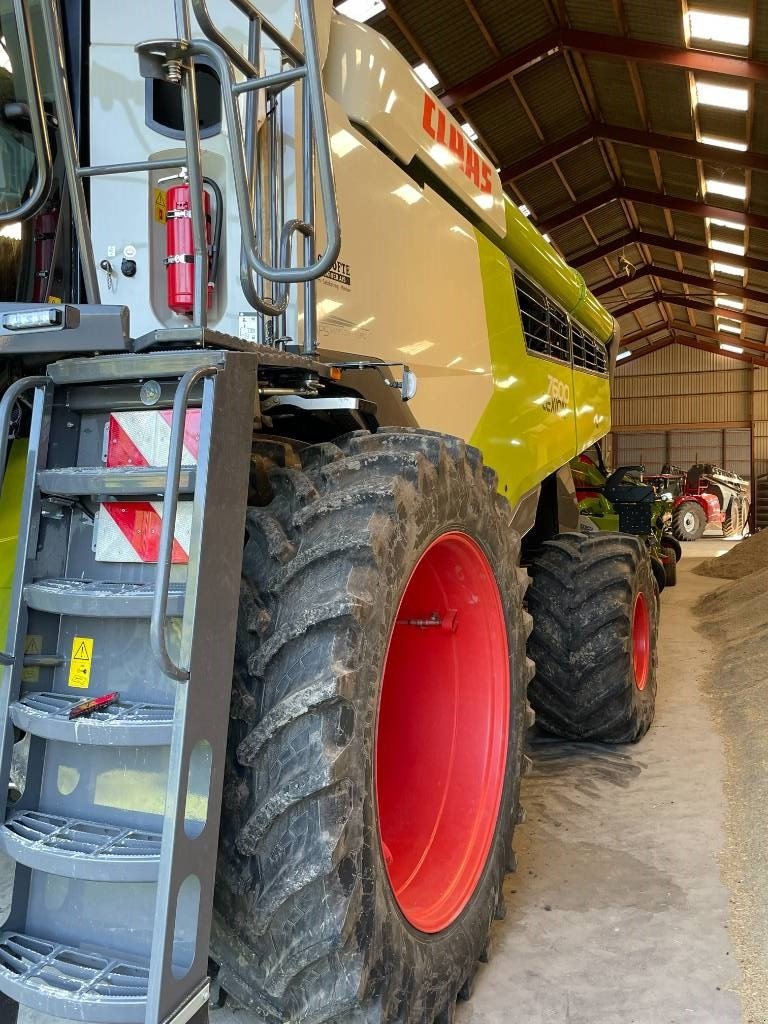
[203,175,223,287]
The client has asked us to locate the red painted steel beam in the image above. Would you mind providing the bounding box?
[622,323,671,345]
[622,337,675,364]
[610,293,768,330]
[667,321,768,355]
[591,265,768,304]
[537,186,768,234]
[442,28,768,109]
[500,123,768,182]
[570,231,768,275]
[441,28,562,107]
[675,335,768,367]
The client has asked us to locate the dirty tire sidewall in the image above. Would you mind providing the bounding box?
[211,429,529,1024]
[672,501,706,541]
[527,532,659,744]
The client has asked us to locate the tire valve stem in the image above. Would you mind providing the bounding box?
[396,610,458,633]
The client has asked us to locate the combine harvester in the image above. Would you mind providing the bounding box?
[0,1,659,1020]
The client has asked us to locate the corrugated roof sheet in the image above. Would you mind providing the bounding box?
[358,0,768,364]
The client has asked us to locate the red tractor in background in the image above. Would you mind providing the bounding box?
[647,464,750,541]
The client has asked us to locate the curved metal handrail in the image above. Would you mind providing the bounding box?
[149,365,217,682]
[0,0,53,225]
[0,375,49,665]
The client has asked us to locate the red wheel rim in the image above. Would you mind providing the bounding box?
[632,592,651,691]
[375,532,510,934]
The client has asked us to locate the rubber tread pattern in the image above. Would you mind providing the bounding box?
[527,532,659,743]
[211,429,529,1023]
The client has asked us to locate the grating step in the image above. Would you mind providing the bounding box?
[0,932,148,1023]
[39,466,196,497]
[11,692,173,746]
[0,810,161,882]
[24,579,185,618]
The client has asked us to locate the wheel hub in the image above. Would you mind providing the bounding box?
[631,592,651,690]
[375,532,510,934]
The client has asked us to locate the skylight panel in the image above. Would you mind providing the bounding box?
[688,11,750,47]
[336,0,385,22]
[413,62,439,89]
[695,81,749,111]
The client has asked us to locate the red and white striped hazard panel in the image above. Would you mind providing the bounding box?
[95,410,201,565]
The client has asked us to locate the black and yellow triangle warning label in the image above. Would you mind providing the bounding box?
[68,636,94,689]
[21,634,42,683]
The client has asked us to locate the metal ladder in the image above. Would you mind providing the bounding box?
[0,348,257,1023]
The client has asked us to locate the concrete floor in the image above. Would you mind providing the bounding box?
[11,537,750,1024]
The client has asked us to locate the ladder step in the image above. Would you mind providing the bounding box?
[0,932,148,1023]
[24,579,185,618]
[39,466,196,497]
[11,692,173,746]
[0,810,161,882]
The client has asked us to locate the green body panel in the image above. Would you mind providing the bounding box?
[495,199,615,344]
[0,441,27,639]
[578,494,620,532]
[469,231,612,508]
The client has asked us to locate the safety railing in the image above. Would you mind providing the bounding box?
[0,0,53,225]
[0,375,49,665]
[30,0,341,353]
[150,364,218,681]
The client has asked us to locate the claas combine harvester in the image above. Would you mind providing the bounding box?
[0,1,660,1021]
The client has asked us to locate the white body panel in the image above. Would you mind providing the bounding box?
[324,15,506,238]
[320,100,494,439]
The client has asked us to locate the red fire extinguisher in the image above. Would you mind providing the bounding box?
[32,208,58,302]
[163,171,221,316]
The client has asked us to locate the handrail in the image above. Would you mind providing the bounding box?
[0,0,53,224]
[192,28,340,287]
[149,365,218,682]
[0,375,49,665]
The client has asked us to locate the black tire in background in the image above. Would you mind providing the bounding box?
[527,532,658,744]
[661,534,682,563]
[211,429,531,1024]
[662,552,677,587]
[650,553,667,595]
[672,500,707,541]
[660,537,680,587]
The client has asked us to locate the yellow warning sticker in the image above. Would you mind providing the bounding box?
[68,636,93,689]
[21,635,42,683]
[153,188,167,224]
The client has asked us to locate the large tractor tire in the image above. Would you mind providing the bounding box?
[211,428,531,1023]
[672,500,706,541]
[527,533,658,743]
[722,500,738,538]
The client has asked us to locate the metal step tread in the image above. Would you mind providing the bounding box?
[11,691,173,746]
[0,810,161,881]
[39,465,196,497]
[24,578,185,618]
[0,931,148,1023]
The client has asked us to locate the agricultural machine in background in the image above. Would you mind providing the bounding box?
[647,464,750,541]
[572,451,680,588]
[0,1,661,1021]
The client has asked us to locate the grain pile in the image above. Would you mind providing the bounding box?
[693,528,768,580]
[696,535,768,1024]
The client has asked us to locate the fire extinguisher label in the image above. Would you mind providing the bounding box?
[153,188,167,224]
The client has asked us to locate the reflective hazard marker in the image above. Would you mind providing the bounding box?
[95,410,199,565]
[68,636,93,689]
